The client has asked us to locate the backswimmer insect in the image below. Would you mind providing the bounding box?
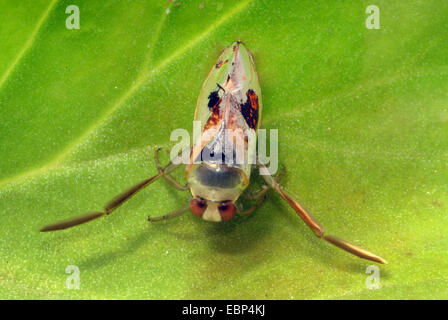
[40,41,387,264]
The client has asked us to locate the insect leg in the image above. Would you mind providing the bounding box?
[154,147,188,191]
[40,158,183,232]
[148,203,190,222]
[238,186,269,216]
[257,162,387,264]
[276,167,287,181]
[243,184,269,200]
[244,168,285,200]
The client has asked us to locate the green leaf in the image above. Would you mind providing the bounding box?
[1,0,447,299]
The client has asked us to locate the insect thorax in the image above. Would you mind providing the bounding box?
[186,163,249,202]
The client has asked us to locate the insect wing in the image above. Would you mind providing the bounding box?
[191,42,262,176]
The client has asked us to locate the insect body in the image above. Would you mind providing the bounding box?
[40,42,387,265]
[187,41,261,222]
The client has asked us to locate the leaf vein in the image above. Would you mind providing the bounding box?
[0,0,254,189]
[0,0,58,90]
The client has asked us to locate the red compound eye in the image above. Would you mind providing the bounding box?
[190,198,207,218]
[218,201,236,221]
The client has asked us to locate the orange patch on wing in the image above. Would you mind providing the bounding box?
[203,97,221,131]
[247,90,259,111]
[240,89,259,129]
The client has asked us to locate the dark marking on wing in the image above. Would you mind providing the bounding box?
[240,89,259,129]
[204,90,222,131]
[215,59,228,69]
[217,83,226,92]
[208,91,220,110]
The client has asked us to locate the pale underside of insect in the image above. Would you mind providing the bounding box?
[40,41,387,265]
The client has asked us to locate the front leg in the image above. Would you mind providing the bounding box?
[154,147,189,191]
[238,185,270,216]
[243,167,285,201]
[148,203,190,222]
